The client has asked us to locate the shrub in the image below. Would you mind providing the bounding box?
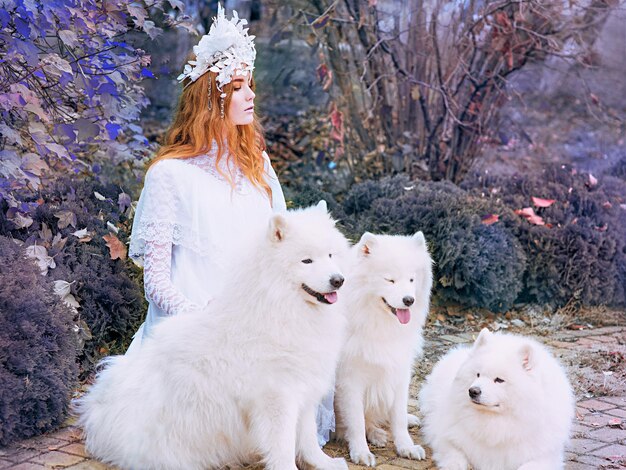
[341,177,527,312]
[1,175,146,376]
[0,236,78,446]
[464,165,626,307]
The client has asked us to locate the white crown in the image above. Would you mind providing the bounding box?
[177,3,256,89]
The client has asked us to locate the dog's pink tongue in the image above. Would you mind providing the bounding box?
[396,308,411,324]
[324,292,338,304]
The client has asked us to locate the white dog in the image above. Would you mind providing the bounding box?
[419,328,575,470]
[75,202,350,470]
[335,232,433,466]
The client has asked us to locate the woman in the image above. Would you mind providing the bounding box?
[127,4,334,446]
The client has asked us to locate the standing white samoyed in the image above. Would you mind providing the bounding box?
[419,328,575,470]
[335,232,433,467]
[75,202,351,470]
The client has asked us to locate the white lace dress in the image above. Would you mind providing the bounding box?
[126,149,335,446]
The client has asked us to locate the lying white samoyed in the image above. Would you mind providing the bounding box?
[75,202,350,470]
[335,232,433,467]
[419,328,574,470]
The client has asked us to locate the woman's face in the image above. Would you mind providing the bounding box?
[227,72,255,125]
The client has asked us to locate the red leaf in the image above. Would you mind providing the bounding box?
[532,197,555,208]
[329,104,344,141]
[481,214,499,225]
[316,63,328,83]
[103,233,127,260]
[515,207,545,226]
[514,207,535,217]
[527,214,545,226]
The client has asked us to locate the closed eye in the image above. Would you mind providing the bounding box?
[494,377,505,383]
[385,278,395,284]
[302,259,313,264]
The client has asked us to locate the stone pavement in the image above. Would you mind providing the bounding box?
[0,326,624,469]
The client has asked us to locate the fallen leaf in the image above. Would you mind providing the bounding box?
[532,197,556,208]
[515,207,545,225]
[53,280,72,298]
[71,228,89,238]
[107,221,119,234]
[481,214,499,225]
[588,174,598,187]
[118,192,131,213]
[25,244,56,275]
[103,233,126,260]
[54,210,77,229]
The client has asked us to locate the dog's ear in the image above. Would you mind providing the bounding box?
[357,232,376,257]
[412,231,426,247]
[473,328,492,350]
[519,343,535,371]
[269,214,287,243]
[316,200,328,212]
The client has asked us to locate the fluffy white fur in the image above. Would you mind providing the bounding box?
[419,328,575,470]
[75,202,351,470]
[335,232,433,467]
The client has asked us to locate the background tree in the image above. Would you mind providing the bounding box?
[278,0,616,182]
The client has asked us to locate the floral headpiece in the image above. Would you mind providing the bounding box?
[177,3,256,90]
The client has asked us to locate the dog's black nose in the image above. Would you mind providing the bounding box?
[469,387,481,399]
[403,296,414,307]
[330,274,344,289]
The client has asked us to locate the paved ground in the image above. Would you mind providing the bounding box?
[0,325,624,469]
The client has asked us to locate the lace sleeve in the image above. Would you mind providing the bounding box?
[143,240,201,316]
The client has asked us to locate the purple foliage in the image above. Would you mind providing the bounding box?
[0,0,192,200]
[0,175,146,377]
[0,236,77,446]
[465,165,626,307]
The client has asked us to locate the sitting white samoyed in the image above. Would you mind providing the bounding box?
[335,232,433,467]
[75,202,350,470]
[419,328,574,470]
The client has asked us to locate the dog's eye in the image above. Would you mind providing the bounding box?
[410,278,414,282]
[329,253,332,258]
[385,278,395,284]
[302,259,313,264]
[476,373,480,378]
[494,377,505,383]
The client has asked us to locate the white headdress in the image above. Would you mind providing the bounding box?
[177,3,256,90]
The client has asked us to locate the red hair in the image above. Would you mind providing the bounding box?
[151,70,270,196]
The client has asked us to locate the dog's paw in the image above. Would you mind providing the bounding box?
[367,426,388,447]
[407,413,421,427]
[397,444,426,460]
[318,457,349,470]
[349,448,377,467]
